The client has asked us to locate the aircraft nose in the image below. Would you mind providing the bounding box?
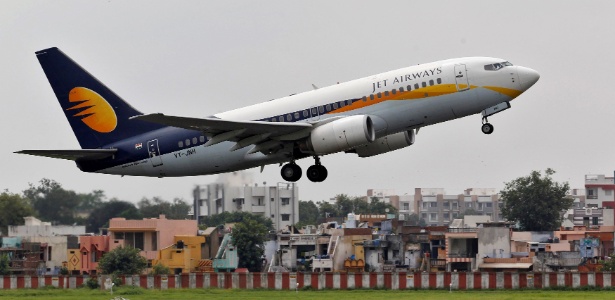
[517,66,540,90]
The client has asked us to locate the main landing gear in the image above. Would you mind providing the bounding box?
[280,156,328,182]
[481,117,494,135]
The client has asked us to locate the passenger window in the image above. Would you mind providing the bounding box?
[384,91,389,96]
[311,107,317,115]
[392,89,396,95]
[407,85,412,91]
[278,116,284,122]
[346,100,352,106]
[192,137,197,144]
[422,82,427,88]
[333,103,338,109]
[437,78,442,84]
[286,114,292,121]
[294,112,300,119]
[340,101,346,107]
[377,92,382,98]
[370,94,375,100]
[200,136,205,143]
[178,141,183,148]
[414,83,419,89]
[185,139,191,146]
[362,96,367,102]
[399,87,404,92]
[303,110,309,118]
[319,106,324,113]
[429,80,434,86]
[325,104,331,111]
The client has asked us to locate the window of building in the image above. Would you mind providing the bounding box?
[152,232,157,251]
[486,203,493,208]
[466,203,472,208]
[271,214,275,218]
[422,213,427,220]
[430,202,438,208]
[430,213,437,221]
[478,203,484,210]
[593,217,599,225]
[281,198,290,205]
[443,213,449,220]
[422,202,428,210]
[282,214,290,221]
[403,203,410,210]
[443,202,450,208]
[452,202,458,209]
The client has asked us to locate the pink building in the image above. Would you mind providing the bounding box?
[73,235,110,275]
[108,215,198,261]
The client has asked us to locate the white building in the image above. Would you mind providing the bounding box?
[7,216,85,237]
[192,176,299,230]
[585,174,615,207]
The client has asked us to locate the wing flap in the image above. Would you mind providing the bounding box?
[15,149,117,161]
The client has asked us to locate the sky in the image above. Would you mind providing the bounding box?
[1,1,614,204]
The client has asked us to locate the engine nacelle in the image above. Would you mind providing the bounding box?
[306,115,376,155]
[352,130,415,157]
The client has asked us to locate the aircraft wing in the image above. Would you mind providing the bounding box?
[15,149,117,161]
[132,113,313,152]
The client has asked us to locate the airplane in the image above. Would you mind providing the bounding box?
[16,47,539,182]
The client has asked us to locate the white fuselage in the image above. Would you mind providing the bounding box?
[101,57,537,177]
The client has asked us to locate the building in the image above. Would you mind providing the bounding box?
[7,216,85,237]
[108,214,198,262]
[585,174,615,208]
[192,180,299,230]
[416,188,503,226]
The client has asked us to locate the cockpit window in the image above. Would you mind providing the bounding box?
[484,61,513,71]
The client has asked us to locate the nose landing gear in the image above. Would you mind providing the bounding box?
[481,117,494,134]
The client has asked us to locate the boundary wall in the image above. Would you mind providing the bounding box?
[1,272,615,290]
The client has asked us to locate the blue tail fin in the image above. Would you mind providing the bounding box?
[36,47,164,149]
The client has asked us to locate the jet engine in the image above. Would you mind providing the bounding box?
[304,115,375,155]
[351,129,415,157]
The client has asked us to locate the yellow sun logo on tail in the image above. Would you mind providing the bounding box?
[67,87,117,133]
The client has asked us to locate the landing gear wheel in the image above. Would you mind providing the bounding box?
[481,123,494,135]
[307,165,328,182]
[280,163,302,182]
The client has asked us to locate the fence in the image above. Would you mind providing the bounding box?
[1,272,615,290]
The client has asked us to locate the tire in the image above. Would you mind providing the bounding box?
[281,163,302,182]
[481,123,494,134]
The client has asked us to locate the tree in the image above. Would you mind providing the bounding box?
[138,197,191,219]
[232,219,268,272]
[0,253,9,275]
[405,213,426,226]
[500,169,573,231]
[459,208,481,219]
[0,191,34,235]
[368,197,397,214]
[599,254,615,271]
[200,211,273,231]
[86,199,141,232]
[97,246,147,275]
[23,179,81,225]
[296,200,319,228]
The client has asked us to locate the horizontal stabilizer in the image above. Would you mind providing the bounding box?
[15,149,117,161]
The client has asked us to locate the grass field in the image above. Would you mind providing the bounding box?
[0,287,614,300]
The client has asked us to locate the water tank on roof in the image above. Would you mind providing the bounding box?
[346,213,356,228]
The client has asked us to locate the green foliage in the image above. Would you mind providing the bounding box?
[0,191,34,235]
[599,253,615,271]
[0,253,10,275]
[296,200,319,227]
[405,213,426,226]
[59,266,69,275]
[23,179,82,225]
[97,246,147,275]
[86,199,140,232]
[233,219,268,272]
[317,194,398,219]
[200,211,273,231]
[138,197,191,219]
[500,169,573,231]
[85,277,99,289]
[151,263,170,275]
